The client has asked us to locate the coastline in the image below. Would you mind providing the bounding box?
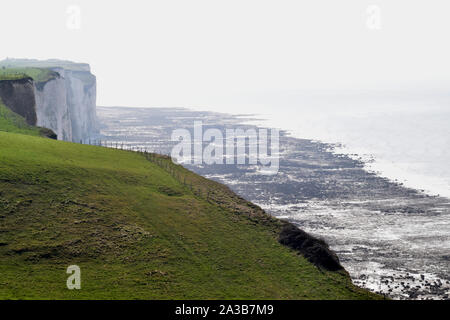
[97,106,450,300]
[234,107,450,200]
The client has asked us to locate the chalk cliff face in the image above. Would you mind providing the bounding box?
[34,74,72,141]
[0,59,98,142]
[34,67,97,142]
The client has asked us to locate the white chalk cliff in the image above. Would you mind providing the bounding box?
[34,66,98,142]
[0,59,98,142]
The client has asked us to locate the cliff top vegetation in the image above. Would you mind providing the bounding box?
[0,67,58,83]
[0,58,90,72]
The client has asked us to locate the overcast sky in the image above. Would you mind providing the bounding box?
[1,0,449,110]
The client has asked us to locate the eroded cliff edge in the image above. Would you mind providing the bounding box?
[0,77,37,125]
[0,59,98,142]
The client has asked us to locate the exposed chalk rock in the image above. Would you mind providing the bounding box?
[35,67,98,142]
[0,59,98,142]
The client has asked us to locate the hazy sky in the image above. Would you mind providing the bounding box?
[1,0,449,110]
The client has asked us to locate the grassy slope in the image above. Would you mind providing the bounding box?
[0,100,41,136]
[0,131,380,299]
[0,100,55,138]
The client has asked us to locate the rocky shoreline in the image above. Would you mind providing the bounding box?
[97,106,450,300]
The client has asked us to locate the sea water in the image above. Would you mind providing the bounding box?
[201,91,450,199]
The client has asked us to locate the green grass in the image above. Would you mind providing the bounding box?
[0,99,55,138]
[0,100,41,136]
[0,131,381,299]
[0,67,58,82]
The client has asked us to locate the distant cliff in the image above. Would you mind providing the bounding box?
[0,59,98,142]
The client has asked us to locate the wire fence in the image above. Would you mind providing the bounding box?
[82,138,214,201]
